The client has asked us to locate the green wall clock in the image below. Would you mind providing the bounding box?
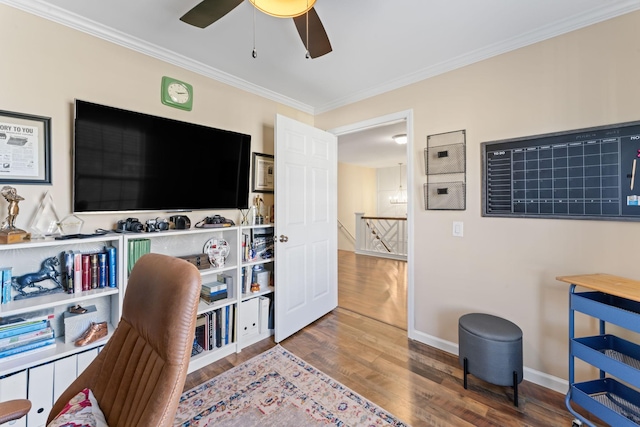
[161,76,193,111]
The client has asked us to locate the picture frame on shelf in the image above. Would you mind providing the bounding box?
[251,153,274,193]
[0,110,52,184]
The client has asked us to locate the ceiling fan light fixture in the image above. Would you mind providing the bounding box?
[392,134,407,145]
[249,0,316,18]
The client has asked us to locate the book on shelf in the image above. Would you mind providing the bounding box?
[215,309,222,348]
[98,252,107,288]
[0,319,50,340]
[201,281,228,303]
[194,315,207,354]
[73,252,83,293]
[128,239,151,274]
[0,336,56,361]
[224,305,230,345]
[0,326,54,353]
[90,253,98,289]
[63,251,74,294]
[82,254,90,291]
[217,273,233,289]
[208,310,215,350]
[105,246,117,288]
[1,267,11,304]
[64,248,116,294]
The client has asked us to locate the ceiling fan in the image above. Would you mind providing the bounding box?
[180,0,332,59]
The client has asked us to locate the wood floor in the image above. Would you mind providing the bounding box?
[184,252,585,426]
[338,249,407,330]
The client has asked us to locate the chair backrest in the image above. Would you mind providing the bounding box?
[48,253,202,427]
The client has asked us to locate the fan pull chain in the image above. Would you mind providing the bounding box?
[252,5,257,58]
[305,0,310,59]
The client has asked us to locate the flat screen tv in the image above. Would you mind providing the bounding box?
[73,100,251,213]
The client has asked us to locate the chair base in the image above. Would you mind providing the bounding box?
[463,357,519,407]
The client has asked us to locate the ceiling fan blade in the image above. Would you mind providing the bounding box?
[293,7,332,59]
[180,0,243,29]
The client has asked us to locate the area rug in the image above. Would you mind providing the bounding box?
[174,345,410,426]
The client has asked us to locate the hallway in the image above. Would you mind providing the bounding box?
[337,249,407,330]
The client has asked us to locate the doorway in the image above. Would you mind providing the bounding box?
[328,110,414,332]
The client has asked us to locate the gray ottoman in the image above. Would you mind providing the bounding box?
[458,313,523,406]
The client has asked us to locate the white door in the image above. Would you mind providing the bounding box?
[274,114,337,342]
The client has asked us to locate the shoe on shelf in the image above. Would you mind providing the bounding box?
[75,321,108,347]
[69,305,88,314]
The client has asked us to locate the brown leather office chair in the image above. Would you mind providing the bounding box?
[0,253,201,426]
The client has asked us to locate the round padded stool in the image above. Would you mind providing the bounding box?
[458,313,523,406]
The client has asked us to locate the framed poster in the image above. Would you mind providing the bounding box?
[0,110,51,184]
[252,152,274,193]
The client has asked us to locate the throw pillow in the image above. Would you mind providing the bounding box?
[47,388,108,427]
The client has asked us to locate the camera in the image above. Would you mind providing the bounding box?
[145,217,169,232]
[169,215,191,230]
[205,215,225,224]
[116,217,144,233]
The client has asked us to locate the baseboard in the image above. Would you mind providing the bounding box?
[410,329,568,394]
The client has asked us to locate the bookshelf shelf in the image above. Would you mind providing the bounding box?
[122,226,275,374]
[0,226,276,395]
[0,234,123,383]
[241,285,275,302]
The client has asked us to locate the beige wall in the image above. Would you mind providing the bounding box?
[337,162,376,251]
[0,4,312,232]
[317,11,640,382]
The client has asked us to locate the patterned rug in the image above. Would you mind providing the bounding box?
[174,345,410,426]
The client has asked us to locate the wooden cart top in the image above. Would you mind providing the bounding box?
[556,273,640,303]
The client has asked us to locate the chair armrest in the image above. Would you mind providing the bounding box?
[0,399,31,425]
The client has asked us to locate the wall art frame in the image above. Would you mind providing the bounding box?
[0,110,52,184]
[252,152,274,193]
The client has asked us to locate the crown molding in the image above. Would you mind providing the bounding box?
[314,0,640,114]
[0,0,315,115]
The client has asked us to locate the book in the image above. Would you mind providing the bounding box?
[225,305,230,345]
[73,252,83,293]
[217,273,234,291]
[0,326,54,353]
[64,251,74,294]
[193,315,207,354]
[1,267,11,304]
[0,320,49,340]
[0,336,56,360]
[90,253,98,289]
[215,309,222,348]
[98,252,107,288]
[105,246,117,288]
[207,311,214,350]
[82,254,90,291]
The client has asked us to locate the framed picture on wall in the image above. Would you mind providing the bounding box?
[252,152,274,193]
[0,110,52,184]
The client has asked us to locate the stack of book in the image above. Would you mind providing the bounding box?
[0,312,56,361]
[201,276,230,303]
[63,246,118,294]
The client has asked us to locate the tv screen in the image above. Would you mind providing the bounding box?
[73,100,251,213]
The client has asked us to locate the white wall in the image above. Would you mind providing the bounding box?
[337,162,376,251]
[377,164,407,217]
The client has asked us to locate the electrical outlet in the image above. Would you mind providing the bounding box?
[452,221,463,237]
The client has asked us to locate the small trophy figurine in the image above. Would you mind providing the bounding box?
[0,186,31,244]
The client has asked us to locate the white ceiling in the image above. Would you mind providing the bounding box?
[4,0,640,168]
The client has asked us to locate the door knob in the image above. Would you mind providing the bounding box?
[279,235,289,242]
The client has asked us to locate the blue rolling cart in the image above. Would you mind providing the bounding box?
[558,274,640,427]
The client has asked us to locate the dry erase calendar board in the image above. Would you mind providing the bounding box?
[482,120,640,221]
